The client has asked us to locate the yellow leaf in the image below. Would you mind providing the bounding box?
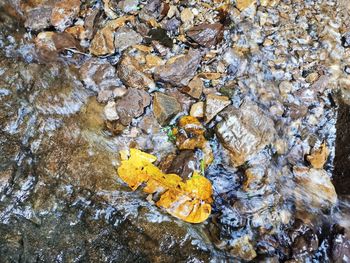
[117,149,212,223]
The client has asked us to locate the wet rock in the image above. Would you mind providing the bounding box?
[146,28,173,48]
[116,88,151,126]
[293,167,337,209]
[205,94,231,123]
[145,54,163,69]
[153,92,181,126]
[216,101,276,166]
[51,0,80,31]
[51,32,81,51]
[180,8,194,24]
[164,17,181,32]
[34,31,80,61]
[25,5,53,31]
[180,77,203,99]
[138,111,161,134]
[80,58,120,93]
[190,102,204,118]
[89,25,115,56]
[186,23,224,47]
[114,27,143,51]
[118,0,139,13]
[97,89,114,103]
[223,49,247,77]
[236,0,256,11]
[165,150,197,179]
[306,142,329,169]
[84,8,102,40]
[154,49,201,87]
[104,101,119,121]
[138,0,162,21]
[118,55,156,90]
[229,235,257,261]
[341,32,350,48]
[332,228,350,263]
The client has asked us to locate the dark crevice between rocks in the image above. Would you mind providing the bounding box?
[333,101,350,196]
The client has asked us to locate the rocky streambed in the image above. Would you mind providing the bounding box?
[0,0,350,262]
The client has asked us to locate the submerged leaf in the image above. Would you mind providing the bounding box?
[117,149,212,223]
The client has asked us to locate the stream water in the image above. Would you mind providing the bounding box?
[0,0,350,262]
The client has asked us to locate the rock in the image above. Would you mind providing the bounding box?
[89,25,115,56]
[293,167,337,209]
[114,27,143,51]
[89,16,135,56]
[229,235,257,261]
[79,58,120,93]
[145,54,163,68]
[138,0,162,21]
[165,150,197,179]
[216,101,276,166]
[51,0,80,31]
[341,32,350,48]
[104,101,119,121]
[146,28,173,48]
[332,228,350,263]
[118,0,139,13]
[186,23,224,47]
[138,111,161,134]
[180,77,203,99]
[51,32,81,51]
[117,55,156,90]
[116,88,151,126]
[153,92,181,126]
[190,102,204,118]
[180,8,194,24]
[223,48,247,77]
[205,94,231,123]
[97,89,114,103]
[236,0,256,11]
[84,8,102,40]
[113,87,128,98]
[164,17,181,32]
[154,49,202,87]
[306,142,329,169]
[25,5,53,31]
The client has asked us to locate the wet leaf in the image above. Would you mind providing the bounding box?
[117,149,212,223]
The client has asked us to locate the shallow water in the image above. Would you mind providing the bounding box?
[0,0,350,262]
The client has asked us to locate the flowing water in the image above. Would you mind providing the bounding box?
[0,0,350,262]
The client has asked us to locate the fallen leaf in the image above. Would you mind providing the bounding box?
[306,142,329,169]
[117,149,212,223]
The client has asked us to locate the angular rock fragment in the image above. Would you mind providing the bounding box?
[25,5,53,31]
[114,27,143,51]
[51,0,80,31]
[80,58,120,93]
[117,55,156,90]
[236,0,256,11]
[181,77,203,99]
[118,0,139,13]
[89,16,135,56]
[186,23,224,47]
[190,102,204,118]
[229,235,257,261]
[154,49,201,87]
[306,142,329,169]
[116,88,151,126]
[205,94,230,123]
[153,92,181,126]
[216,101,276,166]
[293,167,337,209]
[104,101,119,121]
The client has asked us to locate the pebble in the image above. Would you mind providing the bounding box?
[153,92,181,126]
[190,102,204,118]
[104,101,119,121]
